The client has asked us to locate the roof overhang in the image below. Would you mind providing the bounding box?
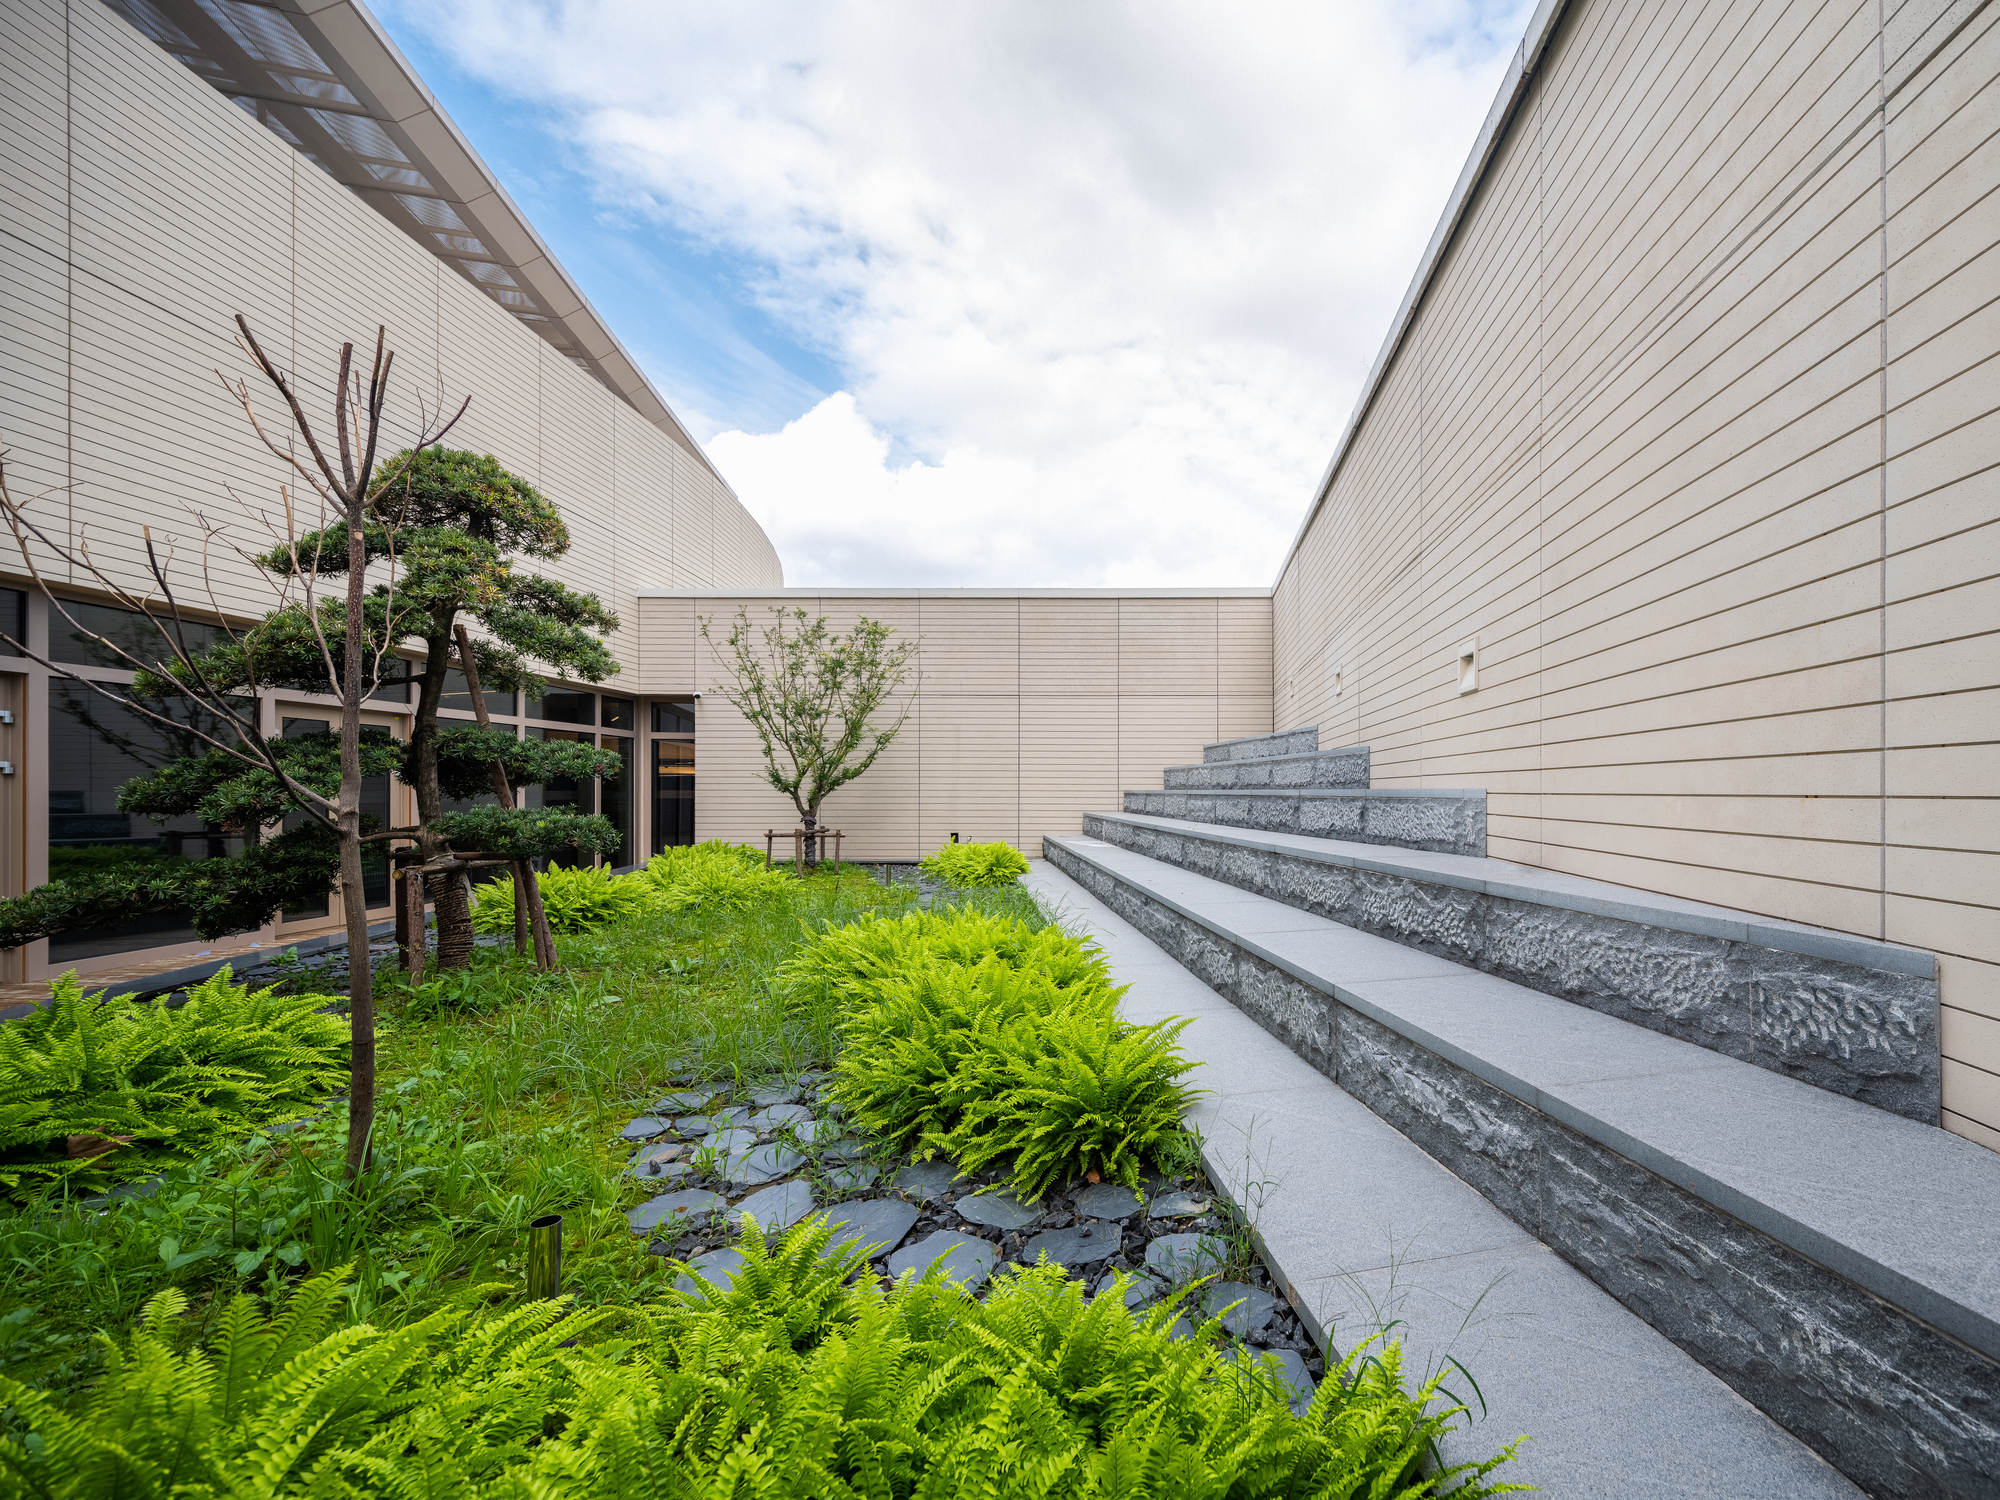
[103,0,727,481]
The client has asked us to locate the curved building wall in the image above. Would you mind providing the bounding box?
[1270,0,2000,1147]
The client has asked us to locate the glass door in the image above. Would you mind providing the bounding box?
[652,740,694,852]
[277,709,404,920]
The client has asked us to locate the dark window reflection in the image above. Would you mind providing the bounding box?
[652,739,694,852]
[437,666,513,718]
[278,717,394,917]
[651,700,695,733]
[48,599,230,671]
[534,689,594,725]
[601,696,634,731]
[600,736,632,865]
[0,589,25,657]
[47,684,250,959]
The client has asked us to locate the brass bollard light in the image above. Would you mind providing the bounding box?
[526,1213,563,1301]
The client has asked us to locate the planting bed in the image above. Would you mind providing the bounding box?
[622,1072,1325,1407]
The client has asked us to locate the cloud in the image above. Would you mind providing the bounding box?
[385,0,1534,585]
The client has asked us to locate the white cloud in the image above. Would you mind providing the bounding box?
[390,0,1534,585]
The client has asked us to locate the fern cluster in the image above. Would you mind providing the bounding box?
[0,1222,1526,1497]
[470,862,654,935]
[919,838,1032,887]
[640,839,798,912]
[783,909,1198,1198]
[0,968,347,1199]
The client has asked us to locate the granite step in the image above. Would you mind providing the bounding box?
[1201,726,1318,763]
[1122,787,1487,859]
[1023,855,1868,1500]
[1083,809,1941,1123]
[1163,743,1370,791]
[1038,834,2000,1499]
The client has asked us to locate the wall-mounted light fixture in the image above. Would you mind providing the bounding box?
[1455,638,1479,695]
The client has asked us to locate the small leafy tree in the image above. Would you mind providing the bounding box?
[702,607,917,851]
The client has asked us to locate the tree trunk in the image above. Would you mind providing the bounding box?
[512,860,531,955]
[429,870,475,967]
[400,862,427,983]
[340,475,375,1181]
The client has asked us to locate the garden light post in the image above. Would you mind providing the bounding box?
[526,1213,563,1300]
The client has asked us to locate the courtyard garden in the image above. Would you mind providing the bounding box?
[0,843,1525,1497]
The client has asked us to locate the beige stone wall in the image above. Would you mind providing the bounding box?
[0,0,782,661]
[641,591,1272,861]
[1271,0,2000,1147]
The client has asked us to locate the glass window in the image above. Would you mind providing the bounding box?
[600,736,633,866]
[48,598,231,671]
[0,588,25,657]
[367,668,410,704]
[47,684,249,959]
[276,718,396,915]
[436,666,514,718]
[534,689,594,725]
[600,696,635,731]
[651,699,695,734]
[652,739,694,852]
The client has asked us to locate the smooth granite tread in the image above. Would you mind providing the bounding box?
[1089,810,1935,978]
[1024,859,1861,1498]
[1043,835,2000,1368]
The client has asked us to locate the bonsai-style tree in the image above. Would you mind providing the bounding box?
[702,606,917,854]
[141,447,626,972]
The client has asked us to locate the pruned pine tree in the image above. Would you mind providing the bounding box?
[702,606,917,861]
[0,320,464,1178]
[145,447,626,972]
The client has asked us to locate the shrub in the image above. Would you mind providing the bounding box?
[0,1226,1526,1497]
[641,839,798,912]
[785,909,1198,1197]
[471,862,655,935]
[0,967,347,1198]
[920,838,1030,887]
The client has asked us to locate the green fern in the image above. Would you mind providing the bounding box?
[918,840,1031,888]
[641,839,799,913]
[0,967,347,1199]
[0,1226,1528,1497]
[471,862,658,935]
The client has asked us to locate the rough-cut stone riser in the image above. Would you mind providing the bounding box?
[1042,841,1999,1500]
[1083,814,1940,1123]
[1163,749,1369,791]
[1202,727,1318,763]
[1121,790,1487,859]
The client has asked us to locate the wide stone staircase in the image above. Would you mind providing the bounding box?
[1042,727,2000,1499]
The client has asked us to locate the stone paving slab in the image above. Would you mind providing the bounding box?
[1025,858,1863,1499]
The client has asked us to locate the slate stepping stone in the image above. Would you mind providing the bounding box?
[794,1117,847,1148]
[1074,1183,1142,1220]
[681,1107,750,1136]
[1021,1220,1118,1271]
[1226,1347,1316,1416]
[1114,1271,1166,1309]
[706,1127,757,1155]
[722,1142,804,1186]
[628,1188,726,1233]
[655,1088,713,1113]
[747,1103,814,1133]
[1145,1233,1228,1285]
[823,1197,918,1258]
[675,1246,744,1295]
[621,1116,671,1141]
[750,1082,801,1107]
[630,1141,684,1169]
[1199,1280,1276,1337]
[887,1230,996,1290]
[954,1186,1041,1232]
[628,1154,692,1184]
[1148,1191,1211,1219]
[892,1160,964,1201]
[825,1164,880,1193]
[820,1134,871,1160]
[733,1179,816,1234]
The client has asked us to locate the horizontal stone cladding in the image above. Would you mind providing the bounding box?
[1162,744,1369,791]
[1201,727,1318,763]
[1121,788,1486,859]
[1043,838,2000,1499]
[1085,812,1939,1122]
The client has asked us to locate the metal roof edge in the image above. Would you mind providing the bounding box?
[1270,0,1574,592]
[279,0,737,494]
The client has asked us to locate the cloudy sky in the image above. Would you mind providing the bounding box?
[377,1,1536,587]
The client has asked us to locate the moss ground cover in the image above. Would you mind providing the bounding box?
[0,854,1526,1494]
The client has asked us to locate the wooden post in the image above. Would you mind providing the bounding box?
[401,860,427,985]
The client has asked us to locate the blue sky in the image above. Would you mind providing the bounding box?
[375,1,1535,586]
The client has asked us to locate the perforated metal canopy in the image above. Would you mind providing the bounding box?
[105,0,720,474]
